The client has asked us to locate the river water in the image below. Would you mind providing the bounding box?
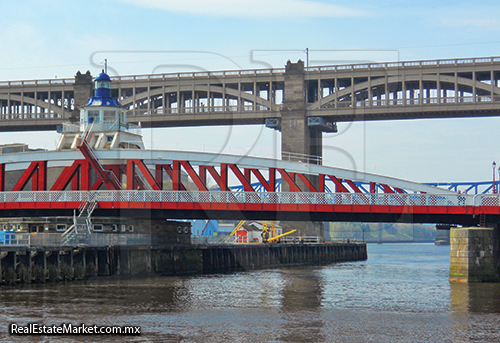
[1,243,499,342]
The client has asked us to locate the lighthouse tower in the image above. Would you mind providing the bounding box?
[56,69,145,150]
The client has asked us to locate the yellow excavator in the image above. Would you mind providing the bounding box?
[229,220,296,244]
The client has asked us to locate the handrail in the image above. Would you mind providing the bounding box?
[0,190,497,207]
[282,151,322,165]
[2,56,500,86]
[101,56,500,81]
[7,233,156,247]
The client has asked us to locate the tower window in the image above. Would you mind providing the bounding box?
[96,80,111,89]
[88,110,100,123]
[103,110,115,122]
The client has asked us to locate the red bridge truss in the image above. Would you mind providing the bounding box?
[0,150,495,225]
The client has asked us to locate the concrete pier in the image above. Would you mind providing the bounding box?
[449,227,500,283]
[0,243,366,285]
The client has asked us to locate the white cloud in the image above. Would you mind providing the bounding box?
[119,0,368,18]
[433,4,500,32]
[441,17,500,31]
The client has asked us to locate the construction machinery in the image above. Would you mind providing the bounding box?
[229,220,296,244]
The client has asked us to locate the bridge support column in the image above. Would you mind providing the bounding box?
[449,227,500,283]
[72,71,93,122]
[279,60,324,239]
[280,60,322,166]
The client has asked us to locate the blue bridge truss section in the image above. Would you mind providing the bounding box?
[222,179,498,195]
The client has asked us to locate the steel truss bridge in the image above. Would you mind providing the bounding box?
[2,56,500,131]
[0,149,497,226]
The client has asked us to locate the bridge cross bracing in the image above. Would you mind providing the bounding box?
[230,179,500,196]
[2,149,498,226]
[1,56,500,131]
[0,149,447,194]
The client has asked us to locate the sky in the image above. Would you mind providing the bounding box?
[2,0,500,184]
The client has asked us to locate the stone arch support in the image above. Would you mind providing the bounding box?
[0,94,72,118]
[120,85,279,111]
[308,74,500,110]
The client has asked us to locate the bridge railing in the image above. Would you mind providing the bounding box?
[307,56,500,73]
[2,56,500,90]
[0,78,74,88]
[58,121,142,135]
[475,194,500,207]
[129,104,272,116]
[0,190,496,207]
[321,95,500,110]
[282,151,322,165]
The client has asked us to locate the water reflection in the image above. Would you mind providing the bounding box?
[0,244,499,342]
[449,283,500,342]
[451,283,500,313]
[280,269,324,310]
[279,269,325,342]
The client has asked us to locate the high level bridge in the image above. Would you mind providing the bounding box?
[2,56,500,129]
[2,56,500,163]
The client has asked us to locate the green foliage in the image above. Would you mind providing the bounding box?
[328,222,436,241]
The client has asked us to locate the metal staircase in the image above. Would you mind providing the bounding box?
[61,199,98,245]
[77,125,121,190]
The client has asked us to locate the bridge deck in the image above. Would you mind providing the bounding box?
[2,56,500,131]
[0,190,497,225]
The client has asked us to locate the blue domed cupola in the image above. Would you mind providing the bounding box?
[95,70,111,98]
[84,70,120,107]
[78,65,128,131]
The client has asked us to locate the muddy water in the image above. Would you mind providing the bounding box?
[0,243,499,342]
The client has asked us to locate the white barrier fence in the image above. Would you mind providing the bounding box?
[281,236,322,244]
[0,233,328,247]
[0,233,30,246]
[0,190,496,207]
[0,233,154,247]
[191,235,236,245]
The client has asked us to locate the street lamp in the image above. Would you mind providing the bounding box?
[498,166,500,194]
[493,161,497,194]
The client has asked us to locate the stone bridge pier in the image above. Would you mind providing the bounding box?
[72,71,93,121]
[450,224,500,283]
[278,60,336,239]
[280,60,324,166]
